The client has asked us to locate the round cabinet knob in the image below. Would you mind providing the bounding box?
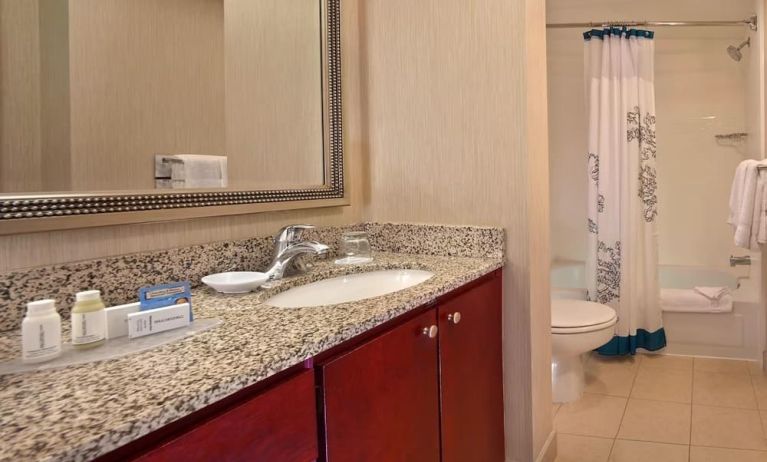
[447,312,462,324]
[422,325,439,339]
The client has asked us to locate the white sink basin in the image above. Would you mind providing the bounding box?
[265,269,435,308]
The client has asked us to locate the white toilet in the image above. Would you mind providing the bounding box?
[551,299,618,403]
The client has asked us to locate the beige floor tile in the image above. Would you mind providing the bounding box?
[761,411,767,437]
[753,376,767,410]
[608,440,688,462]
[695,357,751,376]
[630,367,692,403]
[693,370,757,409]
[585,356,639,397]
[690,446,767,462]
[617,399,691,444]
[555,434,613,462]
[691,405,767,450]
[555,393,627,438]
[640,354,694,372]
[553,403,561,419]
[589,353,640,370]
[749,362,766,376]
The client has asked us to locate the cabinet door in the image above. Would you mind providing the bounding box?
[320,309,440,462]
[134,369,318,462]
[438,275,505,462]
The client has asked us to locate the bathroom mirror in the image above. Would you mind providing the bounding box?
[0,0,345,234]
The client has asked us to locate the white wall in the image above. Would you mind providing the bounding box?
[548,0,761,270]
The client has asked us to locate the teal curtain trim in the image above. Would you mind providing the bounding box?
[596,328,667,356]
[584,27,655,41]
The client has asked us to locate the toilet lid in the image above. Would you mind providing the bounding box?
[551,299,617,328]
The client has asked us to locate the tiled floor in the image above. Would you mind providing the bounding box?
[553,354,767,462]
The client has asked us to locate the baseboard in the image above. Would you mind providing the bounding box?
[535,430,557,462]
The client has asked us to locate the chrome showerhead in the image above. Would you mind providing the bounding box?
[728,37,751,61]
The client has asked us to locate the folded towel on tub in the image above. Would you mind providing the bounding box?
[661,288,733,313]
[693,286,730,301]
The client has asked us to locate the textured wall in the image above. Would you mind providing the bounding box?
[225,0,324,188]
[68,0,226,191]
[0,0,43,192]
[358,0,553,459]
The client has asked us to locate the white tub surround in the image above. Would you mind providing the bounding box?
[661,288,733,313]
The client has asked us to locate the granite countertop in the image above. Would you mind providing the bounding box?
[0,252,503,462]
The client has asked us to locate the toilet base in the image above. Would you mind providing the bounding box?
[552,353,586,403]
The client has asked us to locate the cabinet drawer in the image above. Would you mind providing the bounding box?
[135,369,318,462]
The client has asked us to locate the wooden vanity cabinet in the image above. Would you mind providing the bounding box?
[318,271,504,462]
[99,271,503,462]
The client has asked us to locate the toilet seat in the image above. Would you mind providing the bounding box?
[551,299,617,334]
[552,317,617,334]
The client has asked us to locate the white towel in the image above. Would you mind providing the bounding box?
[661,288,734,313]
[730,160,759,249]
[729,160,751,225]
[693,286,730,301]
[170,155,228,189]
[760,173,767,245]
[753,162,767,248]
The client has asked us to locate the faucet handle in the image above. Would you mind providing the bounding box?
[274,224,315,245]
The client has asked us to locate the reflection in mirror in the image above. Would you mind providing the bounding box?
[0,0,325,193]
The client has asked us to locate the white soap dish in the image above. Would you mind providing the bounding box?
[202,271,269,294]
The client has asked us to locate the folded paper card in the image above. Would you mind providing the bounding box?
[139,282,193,321]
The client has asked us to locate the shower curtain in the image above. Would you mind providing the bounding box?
[584,28,666,355]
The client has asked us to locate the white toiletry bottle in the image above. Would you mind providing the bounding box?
[71,290,106,349]
[21,299,62,363]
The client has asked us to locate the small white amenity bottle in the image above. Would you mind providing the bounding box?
[21,299,62,363]
[71,290,106,349]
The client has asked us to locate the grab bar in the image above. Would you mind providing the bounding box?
[730,255,752,267]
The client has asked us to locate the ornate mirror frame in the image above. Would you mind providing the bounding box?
[0,0,346,235]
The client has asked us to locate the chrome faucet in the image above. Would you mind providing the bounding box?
[264,225,330,281]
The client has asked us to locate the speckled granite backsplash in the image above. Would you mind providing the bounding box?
[365,222,504,258]
[0,223,503,332]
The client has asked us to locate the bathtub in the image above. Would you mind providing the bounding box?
[551,261,764,360]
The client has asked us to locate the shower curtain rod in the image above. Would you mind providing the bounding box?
[546,15,758,31]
